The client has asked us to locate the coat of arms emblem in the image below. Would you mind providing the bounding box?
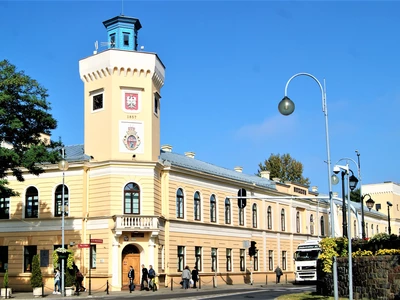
[124,92,139,111]
[122,126,141,150]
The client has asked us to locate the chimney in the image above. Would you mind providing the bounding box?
[161,145,172,152]
[272,177,281,182]
[184,151,195,158]
[234,166,243,173]
[311,186,318,193]
[260,171,270,179]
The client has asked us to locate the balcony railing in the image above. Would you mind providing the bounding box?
[114,215,159,232]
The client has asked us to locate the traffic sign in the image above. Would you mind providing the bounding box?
[78,244,90,248]
[90,239,103,244]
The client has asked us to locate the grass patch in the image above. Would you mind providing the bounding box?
[277,292,348,300]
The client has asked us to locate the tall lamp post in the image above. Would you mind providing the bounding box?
[58,149,69,297]
[387,201,393,235]
[278,73,338,300]
[332,162,358,300]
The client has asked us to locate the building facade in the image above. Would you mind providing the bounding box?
[0,15,397,292]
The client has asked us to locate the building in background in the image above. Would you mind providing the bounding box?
[0,14,396,291]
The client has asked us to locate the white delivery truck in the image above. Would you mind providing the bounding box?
[294,239,321,283]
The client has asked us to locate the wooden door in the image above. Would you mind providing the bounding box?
[122,253,140,289]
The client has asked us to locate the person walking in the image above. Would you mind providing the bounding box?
[181,265,191,290]
[191,266,199,288]
[274,266,283,283]
[148,265,156,291]
[53,268,61,294]
[128,266,135,292]
[140,264,148,291]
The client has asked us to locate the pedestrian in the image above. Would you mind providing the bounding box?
[191,266,199,288]
[274,266,283,283]
[128,266,135,292]
[53,268,61,294]
[140,264,148,291]
[75,269,85,292]
[181,265,191,290]
[148,265,156,290]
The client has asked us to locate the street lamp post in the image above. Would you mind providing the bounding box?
[355,150,367,239]
[58,149,69,297]
[332,162,358,300]
[387,201,393,235]
[278,73,338,300]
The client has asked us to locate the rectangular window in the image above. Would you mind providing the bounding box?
[93,94,103,111]
[24,245,37,272]
[154,93,160,115]
[178,246,185,272]
[226,249,232,272]
[0,197,9,219]
[195,247,202,271]
[240,249,245,271]
[0,246,8,272]
[90,245,96,269]
[253,250,259,271]
[110,34,116,48]
[123,32,130,46]
[282,251,287,270]
[268,250,274,271]
[211,248,217,272]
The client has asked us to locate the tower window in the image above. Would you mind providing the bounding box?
[123,33,130,46]
[93,94,103,111]
[110,34,116,48]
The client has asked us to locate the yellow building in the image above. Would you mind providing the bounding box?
[0,15,395,292]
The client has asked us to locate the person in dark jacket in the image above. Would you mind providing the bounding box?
[274,266,283,283]
[140,264,148,291]
[191,266,199,288]
[128,266,135,292]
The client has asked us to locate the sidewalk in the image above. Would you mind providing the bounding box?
[7,282,296,300]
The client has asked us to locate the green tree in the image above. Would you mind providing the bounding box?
[30,254,42,288]
[0,60,61,197]
[350,188,361,202]
[257,153,310,186]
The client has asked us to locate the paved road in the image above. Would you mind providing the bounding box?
[9,284,315,300]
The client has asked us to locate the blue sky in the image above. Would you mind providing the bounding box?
[1,1,399,195]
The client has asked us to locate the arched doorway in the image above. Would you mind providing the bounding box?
[122,244,140,290]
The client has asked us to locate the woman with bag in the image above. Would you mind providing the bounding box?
[53,268,61,294]
[191,266,199,288]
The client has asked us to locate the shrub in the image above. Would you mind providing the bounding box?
[3,269,8,287]
[30,254,42,288]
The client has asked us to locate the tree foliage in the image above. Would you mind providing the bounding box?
[30,254,42,288]
[257,153,310,186]
[350,188,361,202]
[0,60,61,197]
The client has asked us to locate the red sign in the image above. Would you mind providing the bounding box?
[90,239,103,244]
[78,244,90,248]
[124,92,139,111]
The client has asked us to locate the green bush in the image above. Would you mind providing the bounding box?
[3,269,8,287]
[30,254,42,288]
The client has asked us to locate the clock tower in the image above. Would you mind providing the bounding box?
[79,15,165,162]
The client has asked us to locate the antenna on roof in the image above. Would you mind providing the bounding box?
[121,0,124,15]
[93,41,98,55]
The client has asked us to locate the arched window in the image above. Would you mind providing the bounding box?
[310,215,314,235]
[0,196,9,219]
[25,187,39,218]
[194,192,201,221]
[320,216,325,236]
[238,189,246,226]
[371,224,374,236]
[366,223,369,237]
[176,188,184,219]
[124,183,140,214]
[281,209,286,231]
[267,206,272,229]
[55,184,69,217]
[210,194,216,223]
[252,203,257,228]
[376,225,379,233]
[296,211,300,233]
[224,198,231,224]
